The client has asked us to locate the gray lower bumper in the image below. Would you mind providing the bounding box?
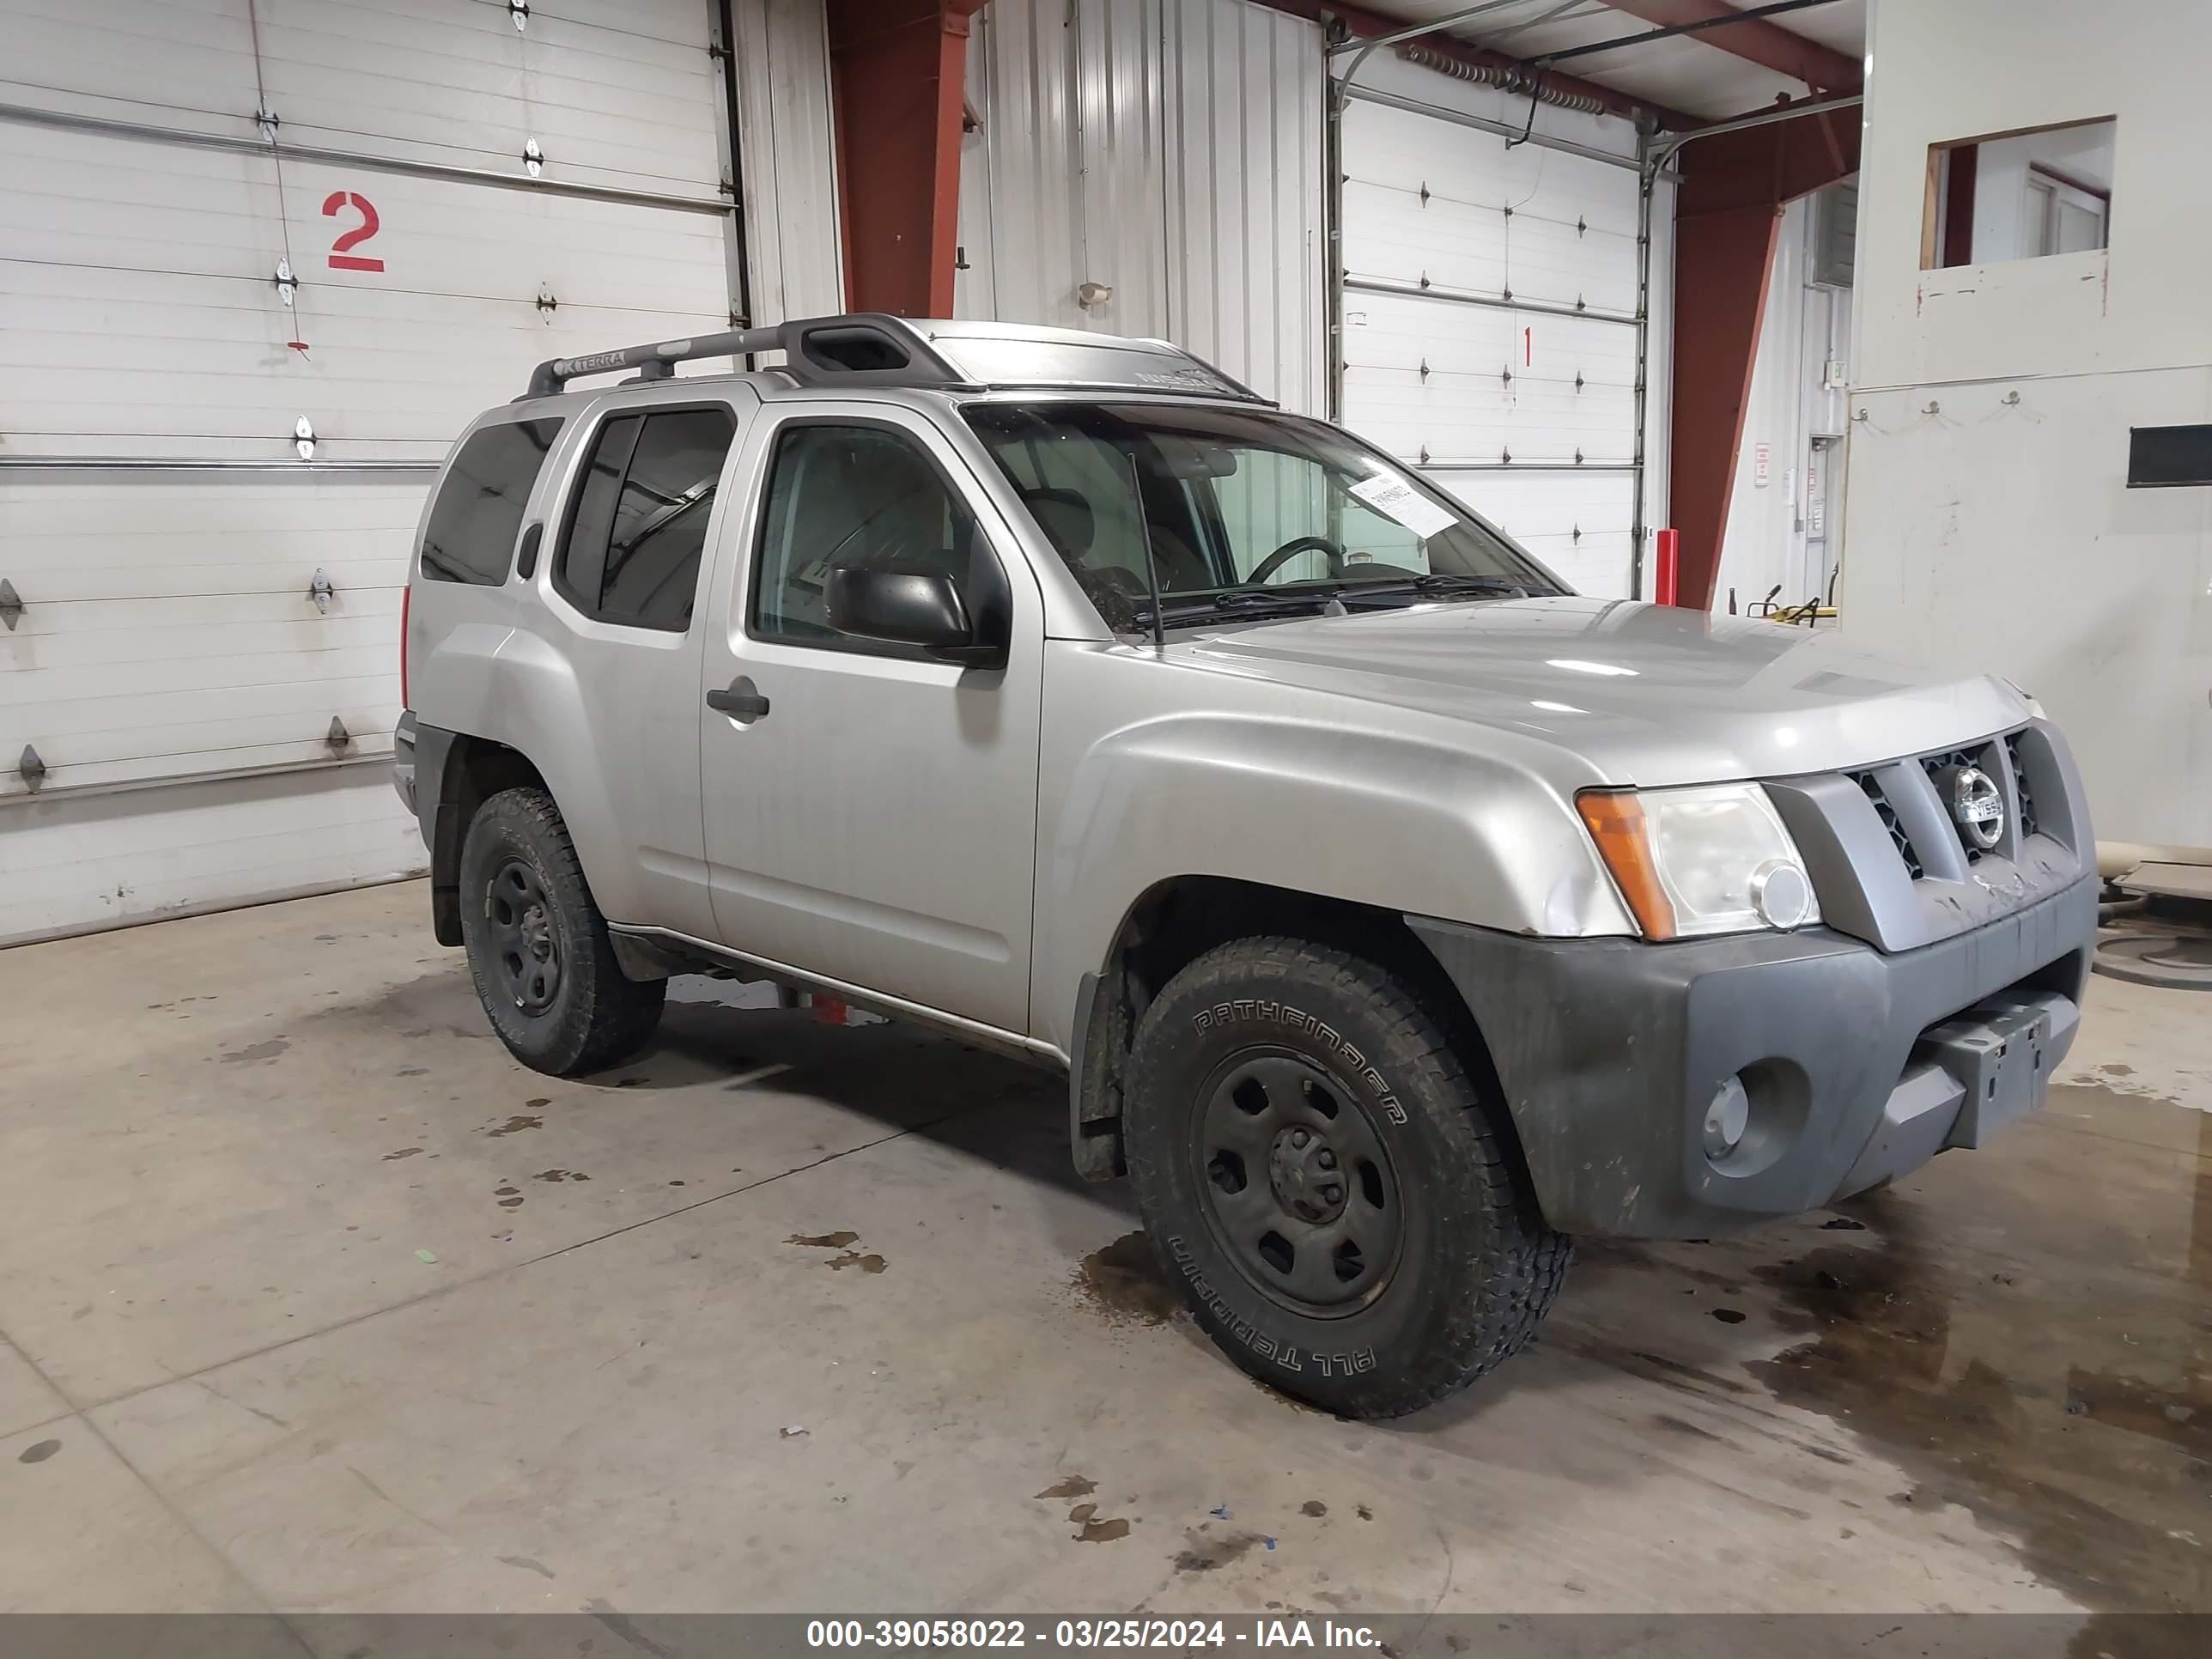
[1408,873,2097,1238]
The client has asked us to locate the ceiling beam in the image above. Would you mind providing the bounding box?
[1592,0,1862,92]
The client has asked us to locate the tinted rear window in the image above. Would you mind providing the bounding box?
[419,418,565,585]
[554,406,737,632]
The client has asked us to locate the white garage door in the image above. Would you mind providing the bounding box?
[0,0,753,943]
[1337,88,1650,596]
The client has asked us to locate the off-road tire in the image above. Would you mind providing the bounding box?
[1122,936,1569,1419]
[459,787,665,1076]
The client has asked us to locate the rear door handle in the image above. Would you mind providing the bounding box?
[706,677,770,722]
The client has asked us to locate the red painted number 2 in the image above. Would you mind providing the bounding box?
[323,190,384,272]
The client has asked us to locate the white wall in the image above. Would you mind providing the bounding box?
[1844,0,2212,852]
[1715,195,1851,616]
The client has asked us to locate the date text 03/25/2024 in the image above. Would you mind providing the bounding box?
[805,1619,1382,1650]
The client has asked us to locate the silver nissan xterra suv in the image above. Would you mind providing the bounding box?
[396,314,2096,1418]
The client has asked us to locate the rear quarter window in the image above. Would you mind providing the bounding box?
[419,418,566,585]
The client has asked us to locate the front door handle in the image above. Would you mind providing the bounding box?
[706,677,770,722]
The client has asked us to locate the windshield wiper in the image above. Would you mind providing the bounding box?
[1339,573,1535,604]
[1129,587,1341,630]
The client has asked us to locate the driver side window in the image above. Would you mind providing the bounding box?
[750,423,980,647]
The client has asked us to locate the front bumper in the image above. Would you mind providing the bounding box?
[1407,872,2097,1238]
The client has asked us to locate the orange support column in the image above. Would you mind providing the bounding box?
[825,0,988,319]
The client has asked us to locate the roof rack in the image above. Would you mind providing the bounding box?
[522,313,1270,405]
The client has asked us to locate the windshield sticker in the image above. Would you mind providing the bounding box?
[1347,473,1457,539]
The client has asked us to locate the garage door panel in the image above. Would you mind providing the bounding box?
[1511,532,1631,598]
[1346,290,1635,382]
[1505,216,1638,317]
[0,128,288,276]
[1340,290,1636,465]
[0,0,254,127]
[1338,85,1650,600]
[1431,468,1636,599]
[1,126,731,307]
[1343,291,1518,375]
[1342,180,1634,319]
[13,687,398,767]
[2,637,394,707]
[259,7,722,192]
[4,588,402,642]
[0,479,422,605]
[8,0,723,194]
[4,320,709,454]
[5,666,392,738]
[2,732,398,799]
[0,0,738,933]
[1341,98,1640,238]
[3,136,728,452]
[1341,179,1507,299]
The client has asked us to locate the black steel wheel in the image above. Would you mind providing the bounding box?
[484,858,564,1014]
[1122,935,1570,1419]
[458,787,664,1076]
[1193,1050,1402,1316]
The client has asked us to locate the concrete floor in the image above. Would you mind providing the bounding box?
[0,880,2204,1620]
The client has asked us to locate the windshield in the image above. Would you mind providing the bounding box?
[961,400,1565,629]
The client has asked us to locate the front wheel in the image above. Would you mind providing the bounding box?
[458,786,665,1076]
[1121,937,1568,1418]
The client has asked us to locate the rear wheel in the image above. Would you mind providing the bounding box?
[1122,936,1568,1419]
[459,787,664,1075]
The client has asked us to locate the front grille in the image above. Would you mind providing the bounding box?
[2005,734,2039,839]
[1854,770,1925,880]
[1846,726,2045,884]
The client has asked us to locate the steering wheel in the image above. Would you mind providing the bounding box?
[1244,534,1347,586]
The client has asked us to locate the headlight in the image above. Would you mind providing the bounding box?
[1577,783,1820,940]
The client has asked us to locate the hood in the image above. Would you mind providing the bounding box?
[1176,596,2031,787]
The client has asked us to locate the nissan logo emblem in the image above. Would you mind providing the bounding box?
[1946,765,2006,851]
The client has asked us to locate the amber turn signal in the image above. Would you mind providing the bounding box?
[1576,790,1675,941]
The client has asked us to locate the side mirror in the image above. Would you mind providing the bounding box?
[823,564,1004,666]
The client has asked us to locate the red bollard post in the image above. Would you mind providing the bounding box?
[1653,527,1680,606]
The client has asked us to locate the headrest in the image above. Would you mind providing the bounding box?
[1020,487,1094,557]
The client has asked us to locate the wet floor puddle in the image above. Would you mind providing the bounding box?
[1571,1083,2211,1614]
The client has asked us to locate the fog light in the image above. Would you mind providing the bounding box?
[1704,1074,1751,1159]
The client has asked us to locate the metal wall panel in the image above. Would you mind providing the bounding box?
[957,0,1325,413]
[730,0,843,321]
[1162,0,1326,415]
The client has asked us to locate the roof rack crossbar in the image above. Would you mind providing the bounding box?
[525,325,782,400]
